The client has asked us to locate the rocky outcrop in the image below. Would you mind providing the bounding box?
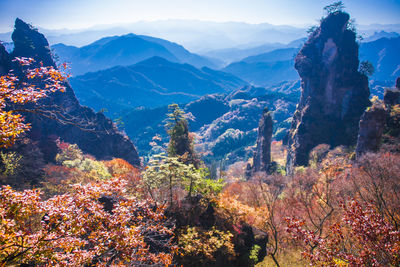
[252,108,273,174]
[356,77,400,157]
[383,77,400,106]
[397,77,400,90]
[355,104,387,158]
[383,77,400,144]
[286,11,370,174]
[0,43,10,75]
[12,18,55,68]
[2,19,140,166]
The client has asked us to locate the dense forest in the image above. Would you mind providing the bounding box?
[0,1,400,266]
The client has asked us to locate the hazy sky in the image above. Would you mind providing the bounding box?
[0,0,399,32]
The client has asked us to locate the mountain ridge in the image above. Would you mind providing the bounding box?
[69,56,247,116]
[52,33,219,75]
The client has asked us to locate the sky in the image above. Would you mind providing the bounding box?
[0,0,400,32]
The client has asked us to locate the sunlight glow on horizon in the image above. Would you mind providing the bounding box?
[0,0,400,32]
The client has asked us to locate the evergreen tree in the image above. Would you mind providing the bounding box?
[165,104,198,166]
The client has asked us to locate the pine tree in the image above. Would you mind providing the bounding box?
[165,104,198,167]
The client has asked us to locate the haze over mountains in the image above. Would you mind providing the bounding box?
[2,20,400,53]
[0,20,308,51]
[52,33,220,75]
[363,30,400,42]
[359,36,400,81]
[222,47,301,86]
[221,35,400,86]
[203,38,306,64]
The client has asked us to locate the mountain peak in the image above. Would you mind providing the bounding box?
[136,56,173,65]
[12,18,55,67]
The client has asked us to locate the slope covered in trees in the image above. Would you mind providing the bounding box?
[122,83,298,164]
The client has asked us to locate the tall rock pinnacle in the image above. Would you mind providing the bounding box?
[286,11,370,174]
[252,108,273,174]
[12,18,55,67]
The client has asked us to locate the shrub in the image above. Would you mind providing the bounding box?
[178,226,235,265]
[0,178,175,265]
[359,60,375,76]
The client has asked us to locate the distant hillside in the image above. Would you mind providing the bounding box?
[241,47,300,64]
[363,31,400,42]
[121,82,300,162]
[52,33,218,75]
[1,42,13,53]
[203,38,306,64]
[359,36,400,81]
[203,43,285,65]
[221,47,300,86]
[69,56,247,116]
[222,36,400,86]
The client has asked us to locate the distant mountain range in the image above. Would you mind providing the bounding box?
[52,33,220,75]
[69,56,247,116]
[0,20,309,52]
[221,36,400,86]
[1,42,13,53]
[357,25,400,39]
[222,48,301,86]
[62,32,400,108]
[203,38,306,64]
[363,31,400,42]
[2,20,398,53]
[239,47,300,64]
[359,36,400,81]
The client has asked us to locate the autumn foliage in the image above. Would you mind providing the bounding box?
[178,226,236,265]
[286,200,400,266]
[218,150,400,266]
[0,138,176,265]
[0,57,67,148]
[0,178,175,266]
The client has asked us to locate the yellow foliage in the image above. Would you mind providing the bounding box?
[178,226,236,262]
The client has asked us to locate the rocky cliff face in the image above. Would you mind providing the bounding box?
[1,19,140,166]
[355,104,387,158]
[383,77,400,106]
[356,77,400,157]
[383,77,400,146]
[252,108,273,173]
[0,43,10,75]
[286,12,370,173]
